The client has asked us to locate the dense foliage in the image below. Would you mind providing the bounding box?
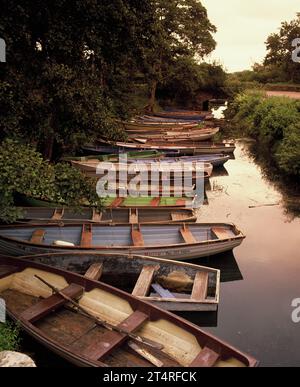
[0,1,220,222]
[226,91,300,176]
[0,0,155,159]
[157,58,226,106]
[0,322,20,351]
[143,0,217,110]
[0,140,101,222]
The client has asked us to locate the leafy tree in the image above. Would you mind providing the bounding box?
[143,0,216,111]
[157,57,225,106]
[0,0,155,159]
[264,14,300,83]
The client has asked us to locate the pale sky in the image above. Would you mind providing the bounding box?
[201,0,300,72]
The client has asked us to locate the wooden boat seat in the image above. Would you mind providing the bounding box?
[191,272,208,301]
[180,225,196,244]
[84,264,103,281]
[51,208,64,221]
[129,209,139,224]
[82,310,148,361]
[190,346,220,367]
[212,227,231,240]
[92,209,102,222]
[30,230,46,244]
[132,265,160,297]
[131,226,144,247]
[20,283,84,323]
[81,224,93,247]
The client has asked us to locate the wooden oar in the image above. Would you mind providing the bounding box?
[34,275,163,351]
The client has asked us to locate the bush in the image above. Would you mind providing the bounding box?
[276,123,300,175]
[0,139,102,222]
[227,91,300,176]
[0,322,20,351]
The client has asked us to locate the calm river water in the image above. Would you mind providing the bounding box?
[20,141,300,367]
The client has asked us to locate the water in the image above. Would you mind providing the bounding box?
[20,140,300,367]
[192,141,300,367]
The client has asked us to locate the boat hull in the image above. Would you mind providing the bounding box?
[0,235,244,261]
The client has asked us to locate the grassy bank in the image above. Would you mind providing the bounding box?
[225,90,300,177]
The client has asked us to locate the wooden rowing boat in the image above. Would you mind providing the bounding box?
[64,150,164,162]
[98,139,236,156]
[0,255,258,367]
[14,194,197,210]
[137,115,200,124]
[16,207,197,225]
[154,111,210,121]
[0,223,245,261]
[74,154,229,168]
[70,160,213,181]
[103,197,197,209]
[119,121,199,131]
[21,252,220,312]
[127,128,220,142]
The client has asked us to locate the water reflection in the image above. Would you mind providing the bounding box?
[246,142,300,219]
[188,251,243,284]
[177,310,218,328]
[212,166,229,178]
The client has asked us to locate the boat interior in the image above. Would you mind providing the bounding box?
[0,263,248,367]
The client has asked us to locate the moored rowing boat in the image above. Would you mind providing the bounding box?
[0,255,258,367]
[22,252,220,312]
[16,207,197,225]
[0,222,245,261]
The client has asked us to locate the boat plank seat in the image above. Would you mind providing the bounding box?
[129,209,139,224]
[180,225,196,244]
[212,227,231,240]
[109,198,124,208]
[82,311,148,361]
[30,229,46,244]
[190,346,220,367]
[84,263,103,281]
[131,226,144,247]
[191,272,208,301]
[92,209,102,222]
[81,224,93,247]
[20,283,84,324]
[132,265,160,297]
[51,208,64,221]
[150,198,161,207]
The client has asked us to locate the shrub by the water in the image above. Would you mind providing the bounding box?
[226,90,300,176]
